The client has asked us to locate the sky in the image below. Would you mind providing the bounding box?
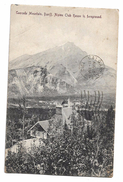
[9,5,119,69]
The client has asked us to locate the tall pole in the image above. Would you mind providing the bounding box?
[22,96,26,141]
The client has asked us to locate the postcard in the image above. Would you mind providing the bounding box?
[5,4,119,177]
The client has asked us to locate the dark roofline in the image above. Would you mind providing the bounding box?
[27,120,49,133]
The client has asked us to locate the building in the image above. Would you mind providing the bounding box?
[56,98,72,128]
[5,120,50,157]
[27,120,50,139]
[5,99,73,156]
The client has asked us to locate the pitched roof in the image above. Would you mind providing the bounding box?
[27,120,49,133]
[38,120,49,132]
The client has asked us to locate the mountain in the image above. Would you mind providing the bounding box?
[49,63,77,86]
[9,42,87,75]
[8,42,116,98]
[8,66,77,98]
[77,65,116,92]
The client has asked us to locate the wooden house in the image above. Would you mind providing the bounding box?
[27,120,50,139]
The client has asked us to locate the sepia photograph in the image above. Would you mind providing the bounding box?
[4,5,118,177]
[0,1,123,182]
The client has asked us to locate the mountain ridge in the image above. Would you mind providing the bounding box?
[8,42,116,98]
[9,42,87,70]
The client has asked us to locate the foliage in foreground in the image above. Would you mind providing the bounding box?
[5,106,114,177]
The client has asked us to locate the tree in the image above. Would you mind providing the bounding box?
[18,96,28,140]
[5,144,38,174]
[5,95,115,177]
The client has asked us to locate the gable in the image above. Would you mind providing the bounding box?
[32,123,44,132]
[38,120,49,132]
[28,120,49,133]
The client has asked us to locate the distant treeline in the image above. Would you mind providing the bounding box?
[7,107,55,121]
